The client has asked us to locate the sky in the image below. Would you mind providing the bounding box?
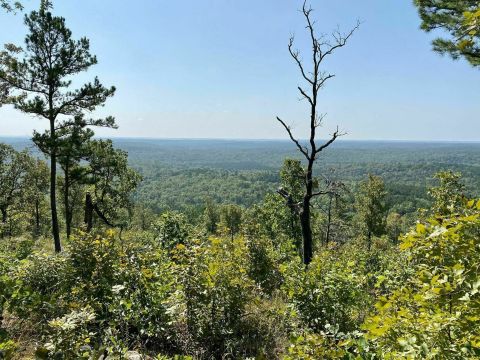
[0,0,479,141]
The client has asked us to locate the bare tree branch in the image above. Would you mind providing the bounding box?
[297,86,313,105]
[320,21,361,62]
[315,127,346,155]
[288,37,314,85]
[276,116,309,158]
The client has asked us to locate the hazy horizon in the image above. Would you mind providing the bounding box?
[1,135,480,145]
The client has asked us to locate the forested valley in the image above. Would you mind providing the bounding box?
[0,1,479,359]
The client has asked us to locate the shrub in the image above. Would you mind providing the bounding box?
[6,231,177,356]
[285,243,372,334]
[363,199,480,359]
[175,236,290,359]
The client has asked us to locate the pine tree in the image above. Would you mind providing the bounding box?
[415,0,480,67]
[0,1,115,251]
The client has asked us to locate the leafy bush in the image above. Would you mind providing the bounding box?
[363,199,480,359]
[153,211,191,251]
[285,243,373,334]
[8,252,69,323]
[39,307,96,359]
[5,231,177,357]
[175,236,290,359]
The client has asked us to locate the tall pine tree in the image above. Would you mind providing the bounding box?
[0,1,116,251]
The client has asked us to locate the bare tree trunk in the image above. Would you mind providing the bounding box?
[300,200,313,265]
[302,158,315,264]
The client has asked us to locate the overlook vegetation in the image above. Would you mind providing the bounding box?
[0,1,479,359]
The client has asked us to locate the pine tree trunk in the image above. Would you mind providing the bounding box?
[50,119,61,252]
[64,162,71,239]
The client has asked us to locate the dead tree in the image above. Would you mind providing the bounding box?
[276,2,359,265]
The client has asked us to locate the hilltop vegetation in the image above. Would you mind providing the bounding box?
[0,1,479,359]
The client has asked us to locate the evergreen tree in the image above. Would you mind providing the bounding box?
[34,115,115,238]
[203,197,220,234]
[0,0,22,13]
[24,157,49,237]
[0,1,116,251]
[415,0,480,67]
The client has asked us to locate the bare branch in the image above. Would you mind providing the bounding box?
[297,86,313,105]
[277,187,302,213]
[317,73,335,90]
[314,113,327,128]
[320,20,361,62]
[311,189,330,198]
[288,37,314,85]
[276,116,309,158]
[302,1,319,67]
[315,127,346,154]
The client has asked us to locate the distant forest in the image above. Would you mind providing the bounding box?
[3,137,479,216]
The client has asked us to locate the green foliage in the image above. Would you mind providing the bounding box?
[218,204,243,239]
[285,243,373,334]
[0,0,117,250]
[354,174,388,248]
[24,157,50,237]
[246,235,285,295]
[0,0,21,13]
[363,199,480,359]
[5,231,176,357]
[429,170,466,215]
[0,144,33,237]
[86,140,142,228]
[202,197,220,234]
[0,339,17,360]
[41,307,96,359]
[153,211,190,251]
[414,0,480,67]
[176,236,290,359]
[280,159,305,203]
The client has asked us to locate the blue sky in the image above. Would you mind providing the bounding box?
[0,0,479,141]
